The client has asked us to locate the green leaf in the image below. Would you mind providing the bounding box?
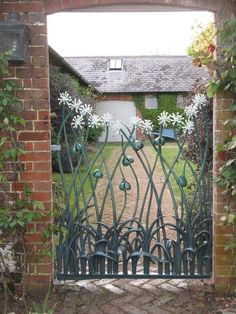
[228,140,236,150]
[33,201,45,211]
[3,117,9,125]
[225,241,236,251]
[5,81,13,92]
[2,98,8,106]
[228,214,236,225]
[207,81,219,98]
[216,144,225,152]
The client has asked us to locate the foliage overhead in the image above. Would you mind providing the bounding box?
[187,22,216,67]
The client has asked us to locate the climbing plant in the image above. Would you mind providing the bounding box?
[203,19,236,276]
[0,52,46,308]
[188,18,236,237]
[184,80,213,168]
[0,53,25,183]
[207,19,236,250]
[132,93,184,130]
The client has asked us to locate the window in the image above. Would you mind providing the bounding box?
[145,95,158,109]
[109,59,122,70]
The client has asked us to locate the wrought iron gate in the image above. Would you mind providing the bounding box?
[55,93,212,280]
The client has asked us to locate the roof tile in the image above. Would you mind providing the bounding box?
[65,56,210,93]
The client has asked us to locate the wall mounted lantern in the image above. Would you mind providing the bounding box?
[0,12,31,62]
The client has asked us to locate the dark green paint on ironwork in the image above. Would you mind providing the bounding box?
[55,106,212,280]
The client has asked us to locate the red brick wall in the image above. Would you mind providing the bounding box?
[213,93,236,293]
[42,0,234,14]
[1,0,236,292]
[1,1,52,289]
[103,94,133,101]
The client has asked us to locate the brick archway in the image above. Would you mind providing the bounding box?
[0,0,235,292]
[42,0,232,14]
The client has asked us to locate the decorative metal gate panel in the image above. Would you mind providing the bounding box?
[55,93,212,280]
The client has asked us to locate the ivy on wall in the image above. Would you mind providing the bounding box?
[132,93,184,130]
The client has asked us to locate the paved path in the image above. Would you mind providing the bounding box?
[51,144,236,314]
[54,277,218,314]
[90,144,175,231]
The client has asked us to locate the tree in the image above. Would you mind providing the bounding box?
[187,22,216,67]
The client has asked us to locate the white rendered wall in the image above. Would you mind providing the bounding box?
[95,100,136,142]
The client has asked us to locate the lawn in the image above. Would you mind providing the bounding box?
[52,142,196,207]
[158,143,196,201]
[52,143,117,208]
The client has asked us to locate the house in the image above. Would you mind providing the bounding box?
[65,56,210,141]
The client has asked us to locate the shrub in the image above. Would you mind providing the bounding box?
[50,66,102,172]
[184,80,213,169]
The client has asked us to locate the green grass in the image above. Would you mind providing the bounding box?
[53,144,117,208]
[53,142,196,207]
[159,144,196,201]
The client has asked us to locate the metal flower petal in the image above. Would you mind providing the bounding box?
[112,120,124,134]
[142,119,154,135]
[100,112,114,126]
[182,120,194,133]
[80,104,93,117]
[88,114,101,128]
[68,98,82,112]
[58,91,72,106]
[193,93,207,108]
[184,104,198,118]
[71,115,85,129]
[129,116,143,129]
[170,113,184,126]
[158,111,170,127]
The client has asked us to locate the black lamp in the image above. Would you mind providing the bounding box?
[0,12,31,62]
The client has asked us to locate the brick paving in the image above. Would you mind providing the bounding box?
[90,144,175,234]
[52,145,235,314]
[54,277,217,314]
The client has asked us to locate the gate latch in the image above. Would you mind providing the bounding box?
[51,145,61,152]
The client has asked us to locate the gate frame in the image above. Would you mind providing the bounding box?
[0,0,235,292]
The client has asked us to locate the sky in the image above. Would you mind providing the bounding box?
[47,11,214,57]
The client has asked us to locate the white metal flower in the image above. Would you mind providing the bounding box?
[193,93,207,108]
[79,104,93,117]
[71,115,85,129]
[158,111,170,127]
[142,119,153,135]
[100,112,114,126]
[170,112,184,126]
[184,104,198,118]
[58,91,72,105]
[112,120,124,134]
[68,98,82,112]
[129,116,143,129]
[88,114,101,128]
[182,120,194,133]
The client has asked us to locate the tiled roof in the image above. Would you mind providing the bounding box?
[65,56,210,93]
